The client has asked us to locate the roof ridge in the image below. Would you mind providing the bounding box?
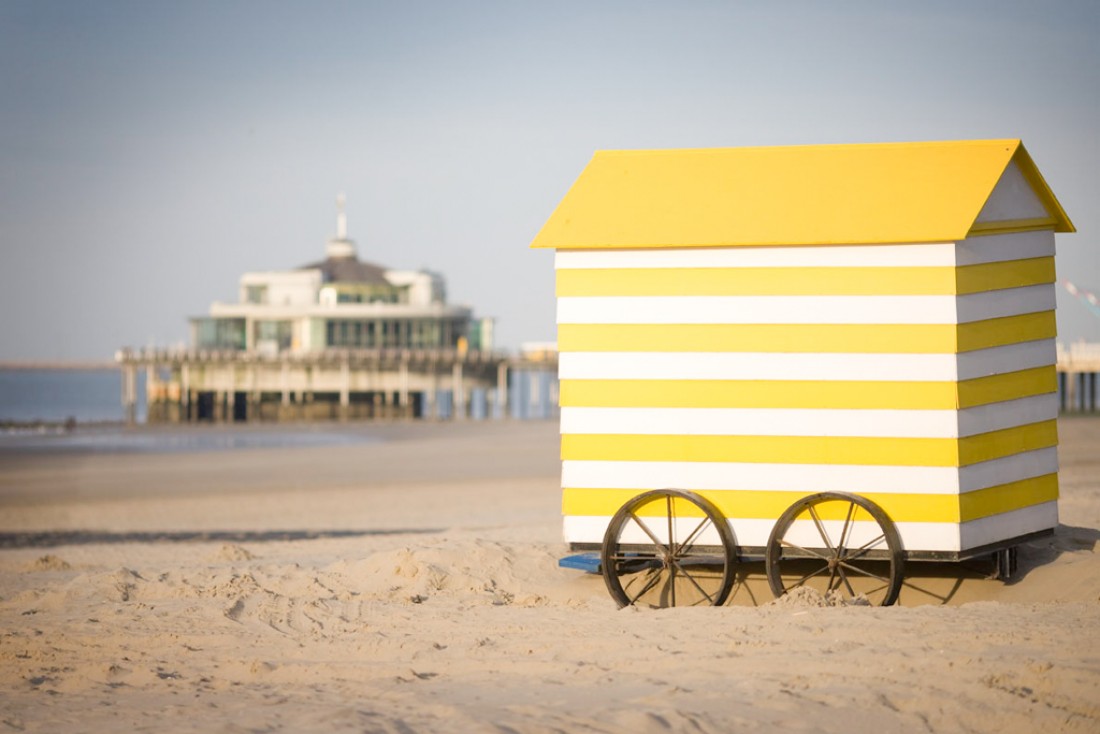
[594,139,1022,156]
[532,140,1070,249]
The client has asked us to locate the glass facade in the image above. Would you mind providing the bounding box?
[324,317,467,349]
[245,285,268,304]
[324,283,408,305]
[254,320,293,351]
[192,318,247,350]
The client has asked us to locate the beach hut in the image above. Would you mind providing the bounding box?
[531,140,1075,607]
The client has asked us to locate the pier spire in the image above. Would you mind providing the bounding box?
[336,192,347,239]
[326,192,357,259]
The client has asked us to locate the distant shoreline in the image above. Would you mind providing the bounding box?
[0,361,118,371]
[1,419,126,433]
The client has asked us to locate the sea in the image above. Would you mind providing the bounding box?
[0,368,374,453]
[0,368,145,425]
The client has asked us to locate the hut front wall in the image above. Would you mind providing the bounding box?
[557,230,1059,553]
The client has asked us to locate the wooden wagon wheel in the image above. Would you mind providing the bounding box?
[765,492,905,606]
[600,489,737,608]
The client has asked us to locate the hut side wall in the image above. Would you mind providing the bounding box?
[557,230,1059,553]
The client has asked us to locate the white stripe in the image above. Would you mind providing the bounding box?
[562,448,1059,495]
[559,352,961,381]
[561,406,959,438]
[558,341,1056,381]
[559,395,1056,439]
[955,285,1054,323]
[553,232,1054,270]
[956,393,1058,435]
[555,243,958,269]
[956,447,1059,492]
[956,231,1055,266]
[563,502,1058,553]
[558,295,960,325]
[957,339,1055,378]
[563,460,962,494]
[957,502,1058,551]
[557,289,1052,325]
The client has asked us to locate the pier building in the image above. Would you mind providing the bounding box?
[120,197,556,424]
[191,195,492,355]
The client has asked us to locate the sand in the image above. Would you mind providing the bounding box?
[0,418,1097,733]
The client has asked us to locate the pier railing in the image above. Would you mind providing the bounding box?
[1057,342,1100,413]
[114,346,558,424]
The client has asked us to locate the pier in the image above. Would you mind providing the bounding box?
[1058,342,1100,413]
[115,347,558,424]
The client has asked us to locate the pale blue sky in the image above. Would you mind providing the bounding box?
[1,0,1097,360]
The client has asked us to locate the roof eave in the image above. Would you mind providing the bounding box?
[1008,144,1076,233]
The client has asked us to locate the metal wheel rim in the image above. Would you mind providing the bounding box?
[600,489,737,608]
[765,492,905,606]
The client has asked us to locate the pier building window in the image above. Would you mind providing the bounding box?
[325,283,403,305]
[193,318,246,350]
[337,292,364,304]
[245,285,268,305]
[255,320,292,352]
[323,317,465,349]
[326,320,345,347]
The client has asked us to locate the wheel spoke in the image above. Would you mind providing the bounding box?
[838,560,892,584]
[627,511,667,550]
[836,564,856,596]
[807,505,835,552]
[789,562,832,589]
[778,538,830,562]
[836,502,856,557]
[627,566,665,605]
[666,496,676,607]
[674,516,713,558]
[840,534,887,563]
[670,558,716,605]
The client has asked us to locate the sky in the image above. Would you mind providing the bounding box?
[1,0,1097,361]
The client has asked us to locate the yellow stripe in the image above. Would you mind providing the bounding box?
[958,473,1059,521]
[955,257,1055,294]
[956,366,1057,408]
[958,420,1058,465]
[561,473,1059,524]
[556,258,1054,297]
[558,312,1055,354]
[560,421,1057,467]
[557,266,957,296]
[561,378,958,409]
[957,311,1055,352]
[558,323,957,353]
[560,367,1056,410]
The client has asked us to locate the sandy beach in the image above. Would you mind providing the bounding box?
[0,418,1097,733]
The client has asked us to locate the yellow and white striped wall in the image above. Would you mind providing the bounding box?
[556,230,1059,553]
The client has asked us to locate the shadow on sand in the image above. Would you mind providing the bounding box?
[0,527,444,549]
[719,523,1100,607]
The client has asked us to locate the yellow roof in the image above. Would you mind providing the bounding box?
[530,140,1074,249]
